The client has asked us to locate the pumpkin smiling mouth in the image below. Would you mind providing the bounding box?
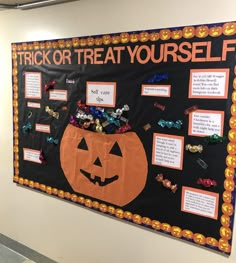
[80,169,119,186]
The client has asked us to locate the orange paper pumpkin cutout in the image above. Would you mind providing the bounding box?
[60,125,148,206]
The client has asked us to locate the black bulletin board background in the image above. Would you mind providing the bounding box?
[12,21,236,255]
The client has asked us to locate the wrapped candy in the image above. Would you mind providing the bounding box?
[45,106,59,119]
[184,105,198,115]
[147,73,169,83]
[69,115,80,127]
[43,80,56,93]
[196,158,208,169]
[115,124,131,133]
[143,123,151,131]
[22,122,32,134]
[154,102,165,111]
[158,119,183,129]
[155,173,177,193]
[185,144,203,153]
[46,136,59,145]
[39,150,47,165]
[205,134,226,144]
[94,119,103,133]
[197,178,217,188]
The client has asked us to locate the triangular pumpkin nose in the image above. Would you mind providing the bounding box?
[94,157,102,167]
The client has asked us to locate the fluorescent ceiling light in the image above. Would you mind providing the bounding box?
[17,0,57,9]
[0,0,79,10]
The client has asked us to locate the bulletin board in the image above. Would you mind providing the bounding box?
[12,21,236,254]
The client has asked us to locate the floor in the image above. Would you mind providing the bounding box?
[0,234,57,263]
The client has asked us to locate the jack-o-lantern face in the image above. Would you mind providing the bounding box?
[183,26,195,38]
[193,233,206,245]
[227,142,236,154]
[72,38,80,47]
[22,43,28,50]
[58,40,65,48]
[87,37,95,46]
[149,32,159,41]
[219,238,231,253]
[95,38,103,45]
[182,229,193,239]
[226,154,236,167]
[120,33,130,43]
[65,40,72,48]
[80,39,87,47]
[28,43,33,50]
[171,30,182,40]
[102,35,111,45]
[130,34,139,43]
[112,35,120,44]
[60,124,147,206]
[228,129,236,142]
[225,167,234,179]
[139,32,149,42]
[232,91,236,103]
[17,45,22,51]
[196,26,209,38]
[223,22,236,36]
[52,41,58,48]
[206,237,218,247]
[220,226,232,240]
[222,203,233,216]
[40,42,46,49]
[160,29,171,40]
[221,214,230,227]
[231,104,236,116]
[209,26,222,37]
[46,41,52,49]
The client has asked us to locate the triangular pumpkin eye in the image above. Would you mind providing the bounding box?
[77,138,88,150]
[109,142,122,157]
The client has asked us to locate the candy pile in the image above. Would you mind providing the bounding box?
[70,100,131,134]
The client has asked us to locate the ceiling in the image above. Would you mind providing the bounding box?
[0,0,79,9]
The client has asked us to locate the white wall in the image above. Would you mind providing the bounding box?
[0,0,235,262]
